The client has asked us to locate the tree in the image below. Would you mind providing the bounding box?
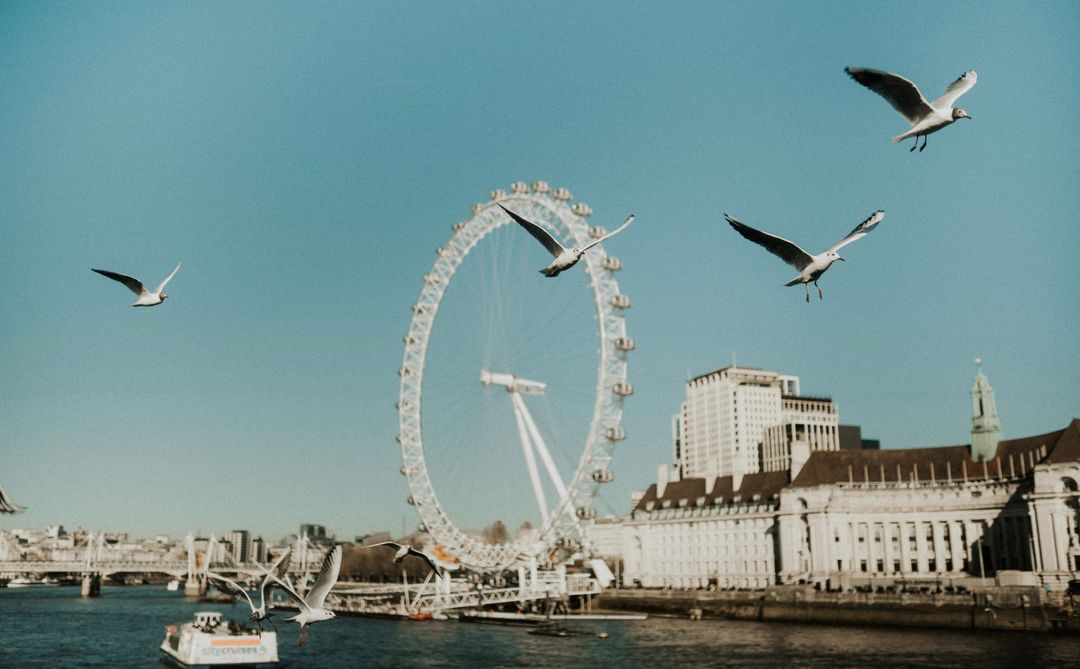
[481,520,509,544]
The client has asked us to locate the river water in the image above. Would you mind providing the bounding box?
[0,586,1073,668]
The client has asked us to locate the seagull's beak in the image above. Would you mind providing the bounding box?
[960,111,972,120]
[837,256,846,262]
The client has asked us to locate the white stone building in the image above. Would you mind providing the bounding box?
[622,367,1080,591]
[676,366,800,479]
[224,529,251,563]
[761,395,840,472]
[583,515,626,560]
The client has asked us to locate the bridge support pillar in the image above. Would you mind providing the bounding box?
[81,573,101,597]
[184,576,206,597]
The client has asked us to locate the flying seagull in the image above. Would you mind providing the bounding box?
[370,541,451,576]
[498,203,633,277]
[0,481,24,514]
[91,262,181,307]
[205,548,292,631]
[845,67,976,152]
[725,210,885,302]
[271,544,341,646]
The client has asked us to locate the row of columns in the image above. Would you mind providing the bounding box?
[782,512,1036,583]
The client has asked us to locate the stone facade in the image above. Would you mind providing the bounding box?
[676,366,802,479]
[761,395,839,473]
[621,420,1080,591]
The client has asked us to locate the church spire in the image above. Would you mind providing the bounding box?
[970,358,1003,462]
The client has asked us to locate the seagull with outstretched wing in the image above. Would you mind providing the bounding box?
[370,541,455,576]
[498,204,633,277]
[91,262,181,307]
[205,548,292,632]
[845,67,976,152]
[725,210,885,302]
[271,545,341,646]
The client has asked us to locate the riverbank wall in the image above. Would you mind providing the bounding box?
[597,587,1080,634]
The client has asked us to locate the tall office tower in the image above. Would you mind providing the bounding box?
[678,366,799,479]
[761,395,840,472]
[224,530,250,563]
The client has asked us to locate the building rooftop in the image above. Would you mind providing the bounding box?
[1041,418,1080,464]
[781,394,833,403]
[791,419,1079,487]
[634,470,790,512]
[635,419,1080,510]
[688,365,766,383]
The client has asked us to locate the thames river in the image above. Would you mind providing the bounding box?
[0,586,1073,668]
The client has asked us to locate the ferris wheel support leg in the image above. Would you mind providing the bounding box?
[518,395,568,500]
[511,392,549,526]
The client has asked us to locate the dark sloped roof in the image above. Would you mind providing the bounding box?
[634,470,789,512]
[633,420,1080,511]
[791,419,1079,488]
[1043,419,1080,464]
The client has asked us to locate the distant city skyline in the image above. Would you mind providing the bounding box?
[2,2,1077,538]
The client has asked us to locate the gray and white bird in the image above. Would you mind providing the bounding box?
[271,544,341,646]
[725,210,885,302]
[498,204,633,277]
[91,262,181,307]
[206,548,292,630]
[370,541,450,576]
[845,67,976,152]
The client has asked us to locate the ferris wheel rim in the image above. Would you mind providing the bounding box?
[396,181,630,573]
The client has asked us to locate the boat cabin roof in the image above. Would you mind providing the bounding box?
[193,611,223,627]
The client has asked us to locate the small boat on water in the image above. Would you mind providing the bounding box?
[160,611,278,668]
[7,576,61,588]
[167,579,182,591]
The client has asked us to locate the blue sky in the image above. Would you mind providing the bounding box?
[1,2,1077,540]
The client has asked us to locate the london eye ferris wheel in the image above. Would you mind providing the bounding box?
[396,181,633,573]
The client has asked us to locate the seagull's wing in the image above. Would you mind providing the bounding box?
[581,215,635,253]
[825,210,885,254]
[269,572,310,611]
[845,67,934,124]
[91,269,147,297]
[259,547,292,607]
[725,214,813,271]
[407,547,444,575]
[369,541,404,551]
[498,204,566,257]
[0,482,24,513]
[270,547,292,581]
[931,70,977,110]
[154,262,182,293]
[305,545,342,609]
[207,572,256,612]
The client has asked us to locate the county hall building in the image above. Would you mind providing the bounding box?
[616,364,1080,591]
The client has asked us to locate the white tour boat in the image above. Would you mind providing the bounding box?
[160,611,278,667]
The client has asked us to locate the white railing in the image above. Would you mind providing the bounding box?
[331,574,602,615]
[0,559,273,577]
